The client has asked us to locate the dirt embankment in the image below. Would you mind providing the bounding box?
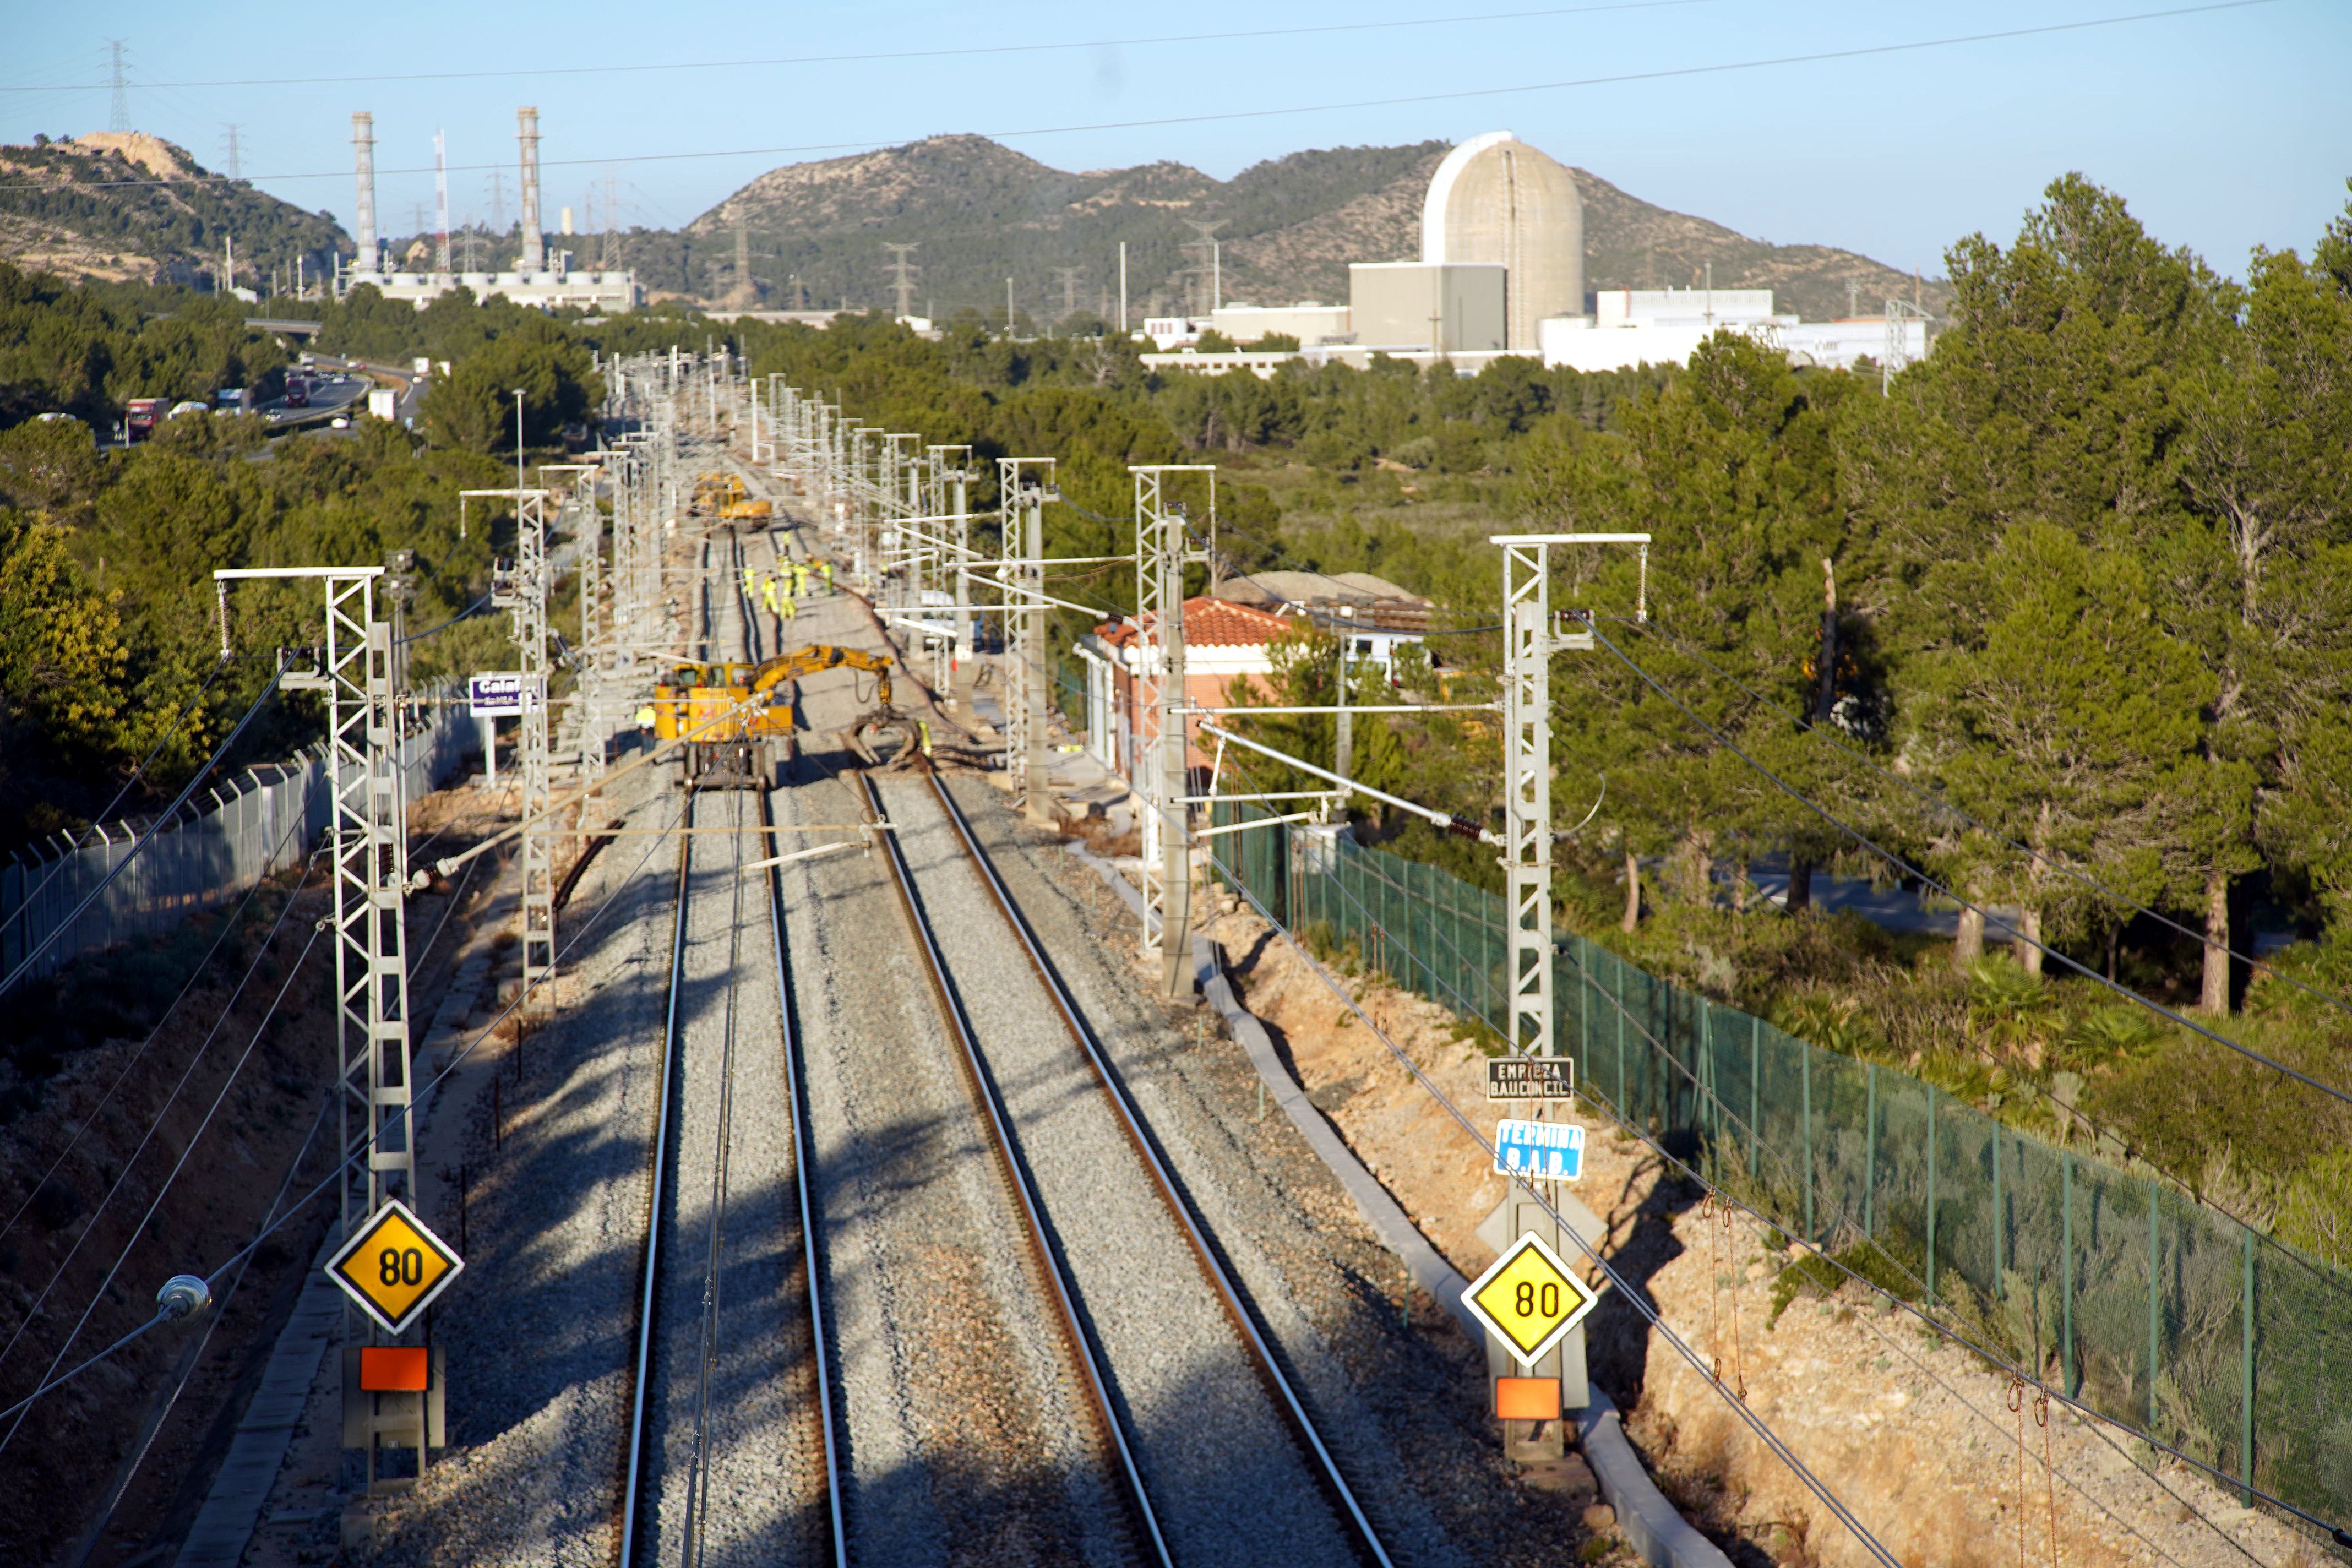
[0,785,514,1566]
[1199,884,2313,1568]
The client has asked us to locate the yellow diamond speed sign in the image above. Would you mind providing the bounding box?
[326,1199,463,1335]
[1461,1231,1598,1368]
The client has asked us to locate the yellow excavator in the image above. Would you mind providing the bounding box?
[653,644,912,786]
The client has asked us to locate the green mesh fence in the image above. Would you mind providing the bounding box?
[1206,804,2352,1528]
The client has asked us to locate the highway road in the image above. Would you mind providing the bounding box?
[257,362,367,428]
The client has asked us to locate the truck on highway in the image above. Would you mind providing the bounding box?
[214,387,254,414]
[284,375,311,409]
[124,397,169,440]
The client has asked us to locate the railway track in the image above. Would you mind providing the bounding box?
[614,504,1395,1566]
[618,527,844,1567]
[866,770,1398,1568]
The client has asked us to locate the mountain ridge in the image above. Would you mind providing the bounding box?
[0,129,1948,328]
[627,133,1947,324]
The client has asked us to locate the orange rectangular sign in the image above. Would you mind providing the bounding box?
[1494,1376,1561,1420]
[359,1346,430,1391]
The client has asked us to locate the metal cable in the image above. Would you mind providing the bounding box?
[0,921,325,1457]
[61,1091,334,1568]
[0,786,689,1431]
[0,845,323,1379]
[0,808,309,1251]
[1197,832,1905,1568]
[395,592,493,645]
[1215,738,2350,1549]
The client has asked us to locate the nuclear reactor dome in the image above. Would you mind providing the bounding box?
[1421,132,1583,352]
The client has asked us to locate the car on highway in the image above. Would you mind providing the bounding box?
[330,416,350,429]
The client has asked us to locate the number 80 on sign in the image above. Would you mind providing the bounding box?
[1460,1231,1599,1368]
[325,1199,464,1335]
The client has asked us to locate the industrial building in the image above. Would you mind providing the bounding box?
[1139,130,1929,379]
[1420,130,1583,353]
[340,107,639,313]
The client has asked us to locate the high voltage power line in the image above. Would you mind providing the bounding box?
[0,789,688,1432]
[0,1,2279,195]
[1,0,1725,92]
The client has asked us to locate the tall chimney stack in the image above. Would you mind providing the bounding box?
[516,106,544,272]
[352,112,377,275]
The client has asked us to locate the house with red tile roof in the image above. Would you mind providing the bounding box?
[1075,596,1297,783]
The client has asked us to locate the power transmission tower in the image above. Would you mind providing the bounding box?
[1052,265,1083,324]
[731,212,756,307]
[477,486,557,1005]
[1133,465,1213,994]
[105,40,129,133]
[997,459,1054,820]
[1883,297,1930,393]
[1179,219,1226,318]
[219,123,243,179]
[601,167,621,269]
[883,242,919,319]
[484,170,508,238]
[213,562,420,1501]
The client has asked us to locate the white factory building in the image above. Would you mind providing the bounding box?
[1141,130,1926,378]
[339,107,639,314]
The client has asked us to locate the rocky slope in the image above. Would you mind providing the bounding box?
[0,132,347,290]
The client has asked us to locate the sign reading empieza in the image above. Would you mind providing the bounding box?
[1486,1058,1575,1099]
[325,1199,464,1335]
[467,672,541,717]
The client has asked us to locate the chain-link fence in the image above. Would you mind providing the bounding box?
[1209,803,2352,1528]
[1,687,475,986]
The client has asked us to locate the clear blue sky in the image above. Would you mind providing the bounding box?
[2,0,2344,286]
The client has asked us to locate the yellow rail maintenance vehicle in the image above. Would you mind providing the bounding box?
[653,644,908,786]
[720,497,774,522]
[689,471,746,516]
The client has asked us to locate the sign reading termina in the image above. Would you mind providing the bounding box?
[1486,1058,1575,1099]
[468,672,541,717]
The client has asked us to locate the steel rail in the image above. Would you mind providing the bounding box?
[861,772,1175,1568]
[736,491,851,1566]
[757,782,849,1567]
[618,786,695,1566]
[922,772,1397,1568]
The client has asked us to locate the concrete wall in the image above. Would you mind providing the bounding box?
[1349,263,1506,354]
[1208,302,1352,345]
